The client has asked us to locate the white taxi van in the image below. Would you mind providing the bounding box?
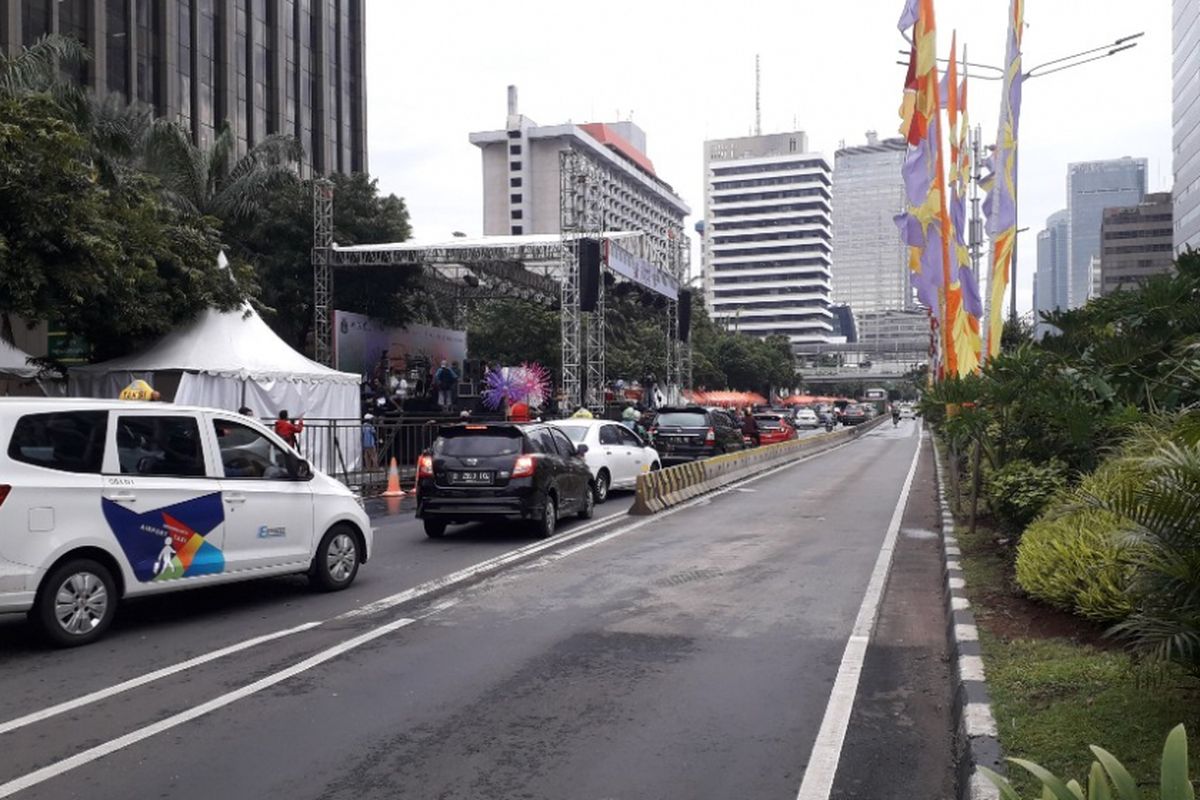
[0,399,372,647]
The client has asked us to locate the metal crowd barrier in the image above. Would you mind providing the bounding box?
[286,414,506,495]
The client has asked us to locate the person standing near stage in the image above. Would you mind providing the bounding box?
[434,360,458,413]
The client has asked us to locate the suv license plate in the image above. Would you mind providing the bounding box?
[451,471,493,485]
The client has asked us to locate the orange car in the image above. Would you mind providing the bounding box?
[753,413,798,445]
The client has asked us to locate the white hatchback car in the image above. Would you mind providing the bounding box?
[793,408,820,429]
[0,399,372,647]
[548,419,661,502]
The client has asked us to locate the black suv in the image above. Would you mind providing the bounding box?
[650,406,746,465]
[415,423,595,539]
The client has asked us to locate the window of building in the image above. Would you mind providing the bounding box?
[507,129,521,139]
[509,144,522,156]
[57,0,90,84]
[177,0,193,132]
[511,225,523,235]
[106,0,130,101]
[22,0,51,46]
[8,412,108,474]
[510,161,521,171]
[509,177,522,188]
[511,209,523,220]
[116,416,207,477]
[135,0,162,111]
[510,193,522,204]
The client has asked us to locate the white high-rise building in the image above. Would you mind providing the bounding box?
[1174,0,1200,251]
[701,131,834,347]
[831,133,910,317]
[468,87,689,255]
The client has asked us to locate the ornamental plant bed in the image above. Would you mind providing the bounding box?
[954,519,1200,797]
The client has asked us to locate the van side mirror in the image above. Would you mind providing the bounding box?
[287,453,313,481]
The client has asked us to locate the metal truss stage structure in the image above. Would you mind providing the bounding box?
[311,153,691,412]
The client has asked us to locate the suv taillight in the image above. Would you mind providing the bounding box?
[0,485,9,508]
[417,454,433,479]
[512,454,536,478]
[705,427,716,444]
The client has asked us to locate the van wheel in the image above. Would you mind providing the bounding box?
[33,558,117,648]
[533,495,557,539]
[310,525,360,592]
[424,520,447,539]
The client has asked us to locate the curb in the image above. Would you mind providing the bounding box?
[930,436,1004,800]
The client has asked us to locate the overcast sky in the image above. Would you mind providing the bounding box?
[365,0,1173,315]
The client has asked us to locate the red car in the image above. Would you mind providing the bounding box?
[753,413,798,445]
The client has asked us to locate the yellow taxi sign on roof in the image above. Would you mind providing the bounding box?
[118,379,156,401]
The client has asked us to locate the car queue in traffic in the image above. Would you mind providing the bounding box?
[0,395,904,648]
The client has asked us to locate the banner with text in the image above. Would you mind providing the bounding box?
[604,240,679,300]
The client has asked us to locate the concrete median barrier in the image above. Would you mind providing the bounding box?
[629,416,887,515]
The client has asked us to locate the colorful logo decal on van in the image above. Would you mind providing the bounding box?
[102,493,226,582]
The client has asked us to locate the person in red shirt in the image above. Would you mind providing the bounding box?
[508,401,531,423]
[274,410,304,449]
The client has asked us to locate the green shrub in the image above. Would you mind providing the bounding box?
[1015,508,1136,622]
[983,723,1194,799]
[1015,460,1147,622]
[987,459,1070,534]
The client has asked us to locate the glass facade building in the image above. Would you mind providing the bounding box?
[1066,158,1147,308]
[1175,0,1200,250]
[831,135,911,317]
[1,0,366,175]
[701,132,834,348]
[1033,209,1068,338]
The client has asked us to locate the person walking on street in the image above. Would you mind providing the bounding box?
[741,407,759,447]
[274,410,304,450]
[434,360,458,413]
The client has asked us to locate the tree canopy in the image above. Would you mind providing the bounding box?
[0,95,249,360]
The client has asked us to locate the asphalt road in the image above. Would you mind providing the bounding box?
[0,421,944,799]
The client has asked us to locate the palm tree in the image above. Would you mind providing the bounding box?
[143,119,303,224]
[2,35,156,187]
[1094,436,1200,673]
[0,33,87,99]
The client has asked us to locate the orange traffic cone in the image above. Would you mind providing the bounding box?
[382,457,405,497]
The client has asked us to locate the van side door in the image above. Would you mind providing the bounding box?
[102,411,227,587]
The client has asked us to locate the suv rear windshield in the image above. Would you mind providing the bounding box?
[655,412,707,427]
[434,427,524,457]
[754,415,784,428]
[7,410,108,473]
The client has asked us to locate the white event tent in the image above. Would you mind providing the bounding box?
[0,337,38,379]
[69,304,360,422]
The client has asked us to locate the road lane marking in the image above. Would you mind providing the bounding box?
[0,616,419,799]
[795,424,923,800]
[0,621,322,737]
